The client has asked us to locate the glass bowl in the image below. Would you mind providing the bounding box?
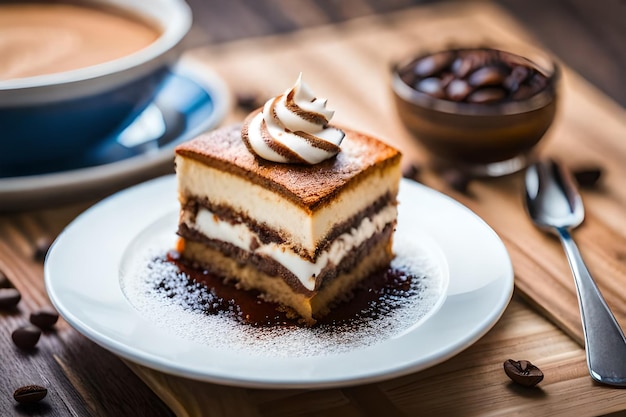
[391,46,559,177]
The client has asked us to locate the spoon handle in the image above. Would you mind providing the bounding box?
[557,227,626,386]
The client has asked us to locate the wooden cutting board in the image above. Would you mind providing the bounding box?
[180,0,626,347]
[0,2,626,417]
[1,2,624,416]
[120,2,626,415]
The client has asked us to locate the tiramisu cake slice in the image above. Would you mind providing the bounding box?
[175,75,402,325]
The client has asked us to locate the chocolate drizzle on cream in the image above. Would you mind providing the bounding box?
[242,74,345,164]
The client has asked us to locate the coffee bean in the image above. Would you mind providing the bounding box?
[504,65,531,92]
[451,56,473,78]
[522,71,548,98]
[33,237,53,263]
[441,169,471,193]
[452,49,493,78]
[416,77,445,99]
[446,79,472,101]
[529,71,548,90]
[0,288,21,309]
[0,269,11,288]
[30,309,59,329]
[439,72,455,89]
[503,359,544,387]
[11,325,41,350]
[399,48,550,105]
[236,92,264,112]
[413,51,455,78]
[402,162,422,181]
[573,167,603,188]
[512,84,534,100]
[468,66,507,87]
[13,385,48,404]
[467,87,507,104]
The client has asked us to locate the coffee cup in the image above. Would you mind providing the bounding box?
[0,0,192,170]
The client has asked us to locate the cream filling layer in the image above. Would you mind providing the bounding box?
[182,205,397,291]
[176,156,402,256]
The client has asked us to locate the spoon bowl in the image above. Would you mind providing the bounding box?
[525,159,626,387]
[525,157,584,230]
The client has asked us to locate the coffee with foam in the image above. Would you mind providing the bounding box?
[0,3,160,81]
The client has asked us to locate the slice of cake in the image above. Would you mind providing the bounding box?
[174,75,402,325]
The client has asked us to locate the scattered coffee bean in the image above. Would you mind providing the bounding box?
[573,167,603,188]
[11,325,41,350]
[13,385,48,404]
[402,162,422,181]
[30,309,59,330]
[441,169,471,193]
[503,359,544,387]
[32,237,53,263]
[398,48,551,104]
[0,269,11,288]
[236,92,264,112]
[0,288,21,309]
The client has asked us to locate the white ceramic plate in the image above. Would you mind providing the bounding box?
[45,176,513,389]
[0,58,229,211]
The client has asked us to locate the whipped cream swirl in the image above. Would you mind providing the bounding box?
[243,75,345,164]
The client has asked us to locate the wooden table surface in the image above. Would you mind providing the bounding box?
[1,1,625,416]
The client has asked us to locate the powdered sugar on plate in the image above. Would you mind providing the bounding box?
[119,213,448,358]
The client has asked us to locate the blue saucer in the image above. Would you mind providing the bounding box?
[0,60,229,210]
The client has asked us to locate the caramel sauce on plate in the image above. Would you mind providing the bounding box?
[163,250,418,328]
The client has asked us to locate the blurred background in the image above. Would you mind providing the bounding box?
[184,0,625,107]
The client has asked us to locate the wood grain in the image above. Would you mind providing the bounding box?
[130,297,626,417]
[0,207,174,416]
[1,1,625,416]
[184,0,626,108]
[183,0,626,347]
[123,2,626,415]
[496,0,626,107]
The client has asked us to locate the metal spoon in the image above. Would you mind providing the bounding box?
[525,159,626,386]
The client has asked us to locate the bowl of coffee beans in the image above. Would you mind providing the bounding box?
[391,46,559,176]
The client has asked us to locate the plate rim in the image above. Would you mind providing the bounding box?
[45,176,514,389]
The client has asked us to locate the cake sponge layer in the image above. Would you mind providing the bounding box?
[175,124,402,257]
